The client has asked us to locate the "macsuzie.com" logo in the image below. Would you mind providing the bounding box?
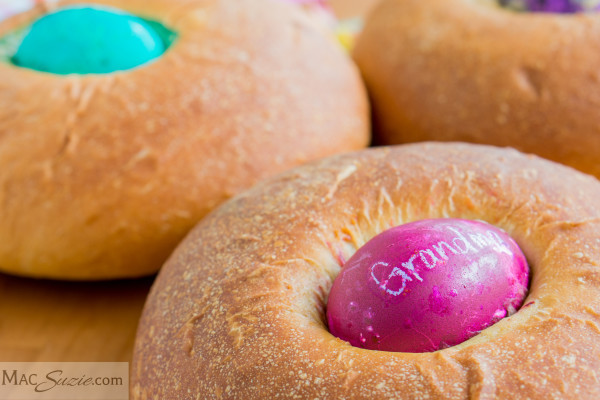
[0,363,128,400]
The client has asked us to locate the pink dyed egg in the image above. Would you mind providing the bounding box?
[326,219,529,353]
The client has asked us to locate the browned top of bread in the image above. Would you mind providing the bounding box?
[354,0,600,179]
[0,0,368,279]
[132,142,600,399]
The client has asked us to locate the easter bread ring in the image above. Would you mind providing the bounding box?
[354,0,600,179]
[0,0,368,279]
[132,142,600,399]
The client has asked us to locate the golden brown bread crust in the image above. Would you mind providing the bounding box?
[354,0,600,179]
[132,143,600,399]
[0,0,369,279]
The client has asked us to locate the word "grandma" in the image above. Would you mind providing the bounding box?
[370,226,513,296]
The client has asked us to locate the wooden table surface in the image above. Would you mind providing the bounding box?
[0,0,377,364]
[0,275,153,362]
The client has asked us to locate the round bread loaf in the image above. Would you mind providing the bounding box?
[354,0,600,179]
[132,143,600,399]
[0,0,368,279]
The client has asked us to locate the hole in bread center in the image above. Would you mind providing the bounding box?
[326,218,530,353]
[1,5,177,74]
[497,0,600,13]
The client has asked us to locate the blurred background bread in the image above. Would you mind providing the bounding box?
[354,0,600,179]
[0,0,369,280]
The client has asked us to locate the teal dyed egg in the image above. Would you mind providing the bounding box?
[12,6,167,74]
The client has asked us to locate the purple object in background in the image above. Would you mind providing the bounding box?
[500,0,600,12]
[326,219,529,353]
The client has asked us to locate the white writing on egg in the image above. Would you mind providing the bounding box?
[370,226,513,296]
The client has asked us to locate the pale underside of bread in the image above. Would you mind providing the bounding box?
[354,0,600,180]
[132,143,600,399]
[0,0,368,279]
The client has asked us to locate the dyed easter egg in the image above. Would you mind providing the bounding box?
[12,6,168,74]
[326,219,529,353]
[499,0,600,13]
